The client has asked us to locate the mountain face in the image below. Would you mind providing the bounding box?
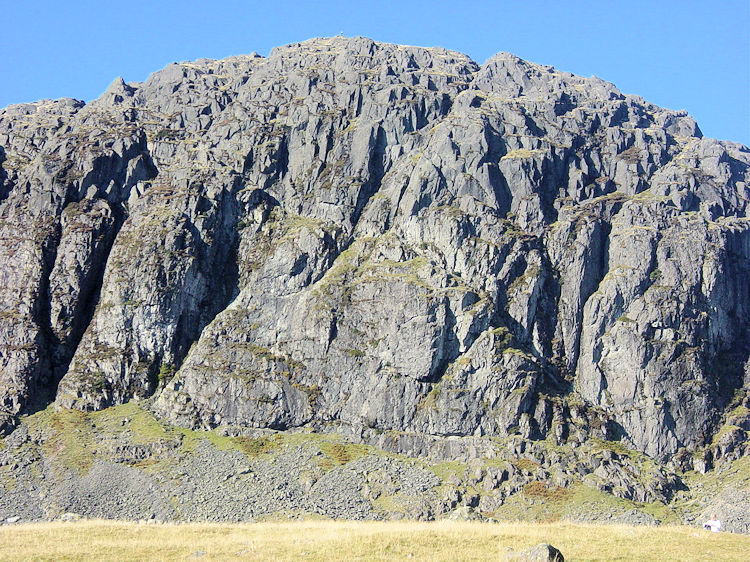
[1,36,749,466]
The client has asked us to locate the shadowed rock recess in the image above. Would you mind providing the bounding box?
[2,37,750,523]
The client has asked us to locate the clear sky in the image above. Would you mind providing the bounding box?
[2,0,748,145]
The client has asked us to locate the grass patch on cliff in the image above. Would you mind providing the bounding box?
[589,437,652,463]
[522,480,572,502]
[165,428,281,460]
[20,403,179,476]
[371,493,421,517]
[234,435,280,457]
[24,408,96,475]
[79,403,281,460]
[677,456,750,513]
[88,402,173,443]
[20,403,387,477]
[429,460,468,481]
[569,482,681,525]
[22,404,282,474]
[486,480,680,526]
[319,441,370,466]
[1,520,748,561]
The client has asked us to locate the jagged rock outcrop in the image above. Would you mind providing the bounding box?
[1,37,749,463]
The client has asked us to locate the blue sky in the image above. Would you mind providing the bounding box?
[2,1,748,145]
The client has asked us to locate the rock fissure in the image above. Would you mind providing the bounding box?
[0,37,747,473]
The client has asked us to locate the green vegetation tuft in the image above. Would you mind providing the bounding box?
[158,363,176,385]
[233,435,280,457]
[523,481,572,502]
[429,460,468,481]
[319,441,370,466]
[513,458,542,472]
[28,408,96,475]
[590,438,641,460]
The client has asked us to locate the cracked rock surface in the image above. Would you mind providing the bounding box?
[1,36,749,468]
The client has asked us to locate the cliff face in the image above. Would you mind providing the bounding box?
[2,37,749,462]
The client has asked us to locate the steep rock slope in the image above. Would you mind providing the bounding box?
[1,37,749,463]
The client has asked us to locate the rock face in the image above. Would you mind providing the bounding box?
[1,37,749,462]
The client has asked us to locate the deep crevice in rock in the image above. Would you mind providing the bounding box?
[0,146,9,204]
[28,224,62,413]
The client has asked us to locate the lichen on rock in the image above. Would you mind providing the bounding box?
[0,37,748,470]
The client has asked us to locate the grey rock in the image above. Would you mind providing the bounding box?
[0,36,747,471]
[445,506,482,521]
[505,543,564,562]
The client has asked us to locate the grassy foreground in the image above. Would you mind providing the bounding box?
[0,520,748,561]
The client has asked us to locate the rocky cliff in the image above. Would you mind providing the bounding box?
[2,37,750,473]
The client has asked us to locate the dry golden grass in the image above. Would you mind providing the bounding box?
[0,519,748,561]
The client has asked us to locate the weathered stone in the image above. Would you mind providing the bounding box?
[0,37,747,466]
[505,543,564,562]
